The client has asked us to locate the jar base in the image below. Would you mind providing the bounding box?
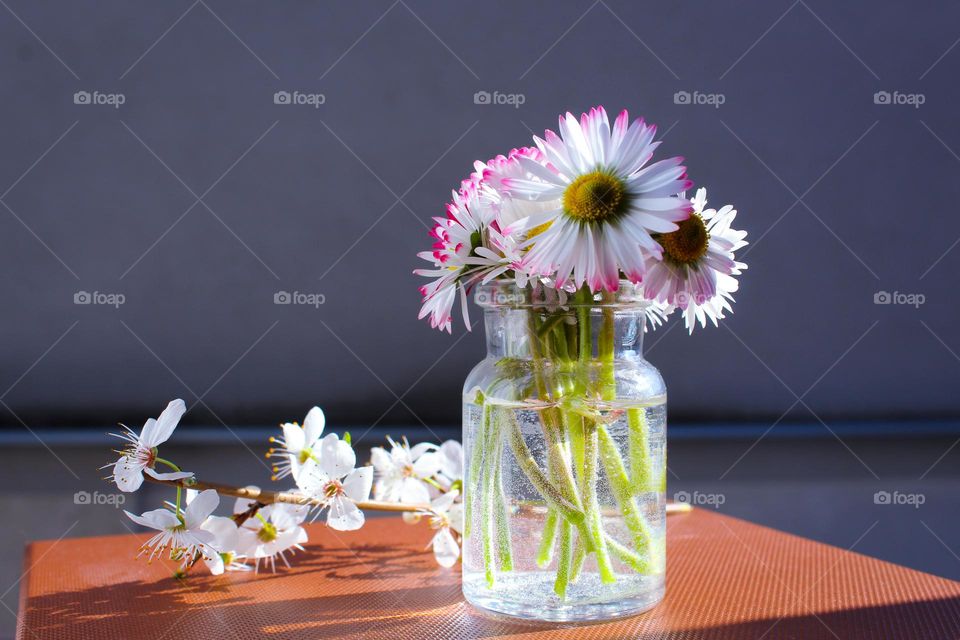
[463,571,664,623]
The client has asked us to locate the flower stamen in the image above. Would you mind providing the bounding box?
[562,170,629,223]
[658,214,709,265]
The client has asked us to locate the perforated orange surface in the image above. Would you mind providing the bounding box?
[17,509,960,639]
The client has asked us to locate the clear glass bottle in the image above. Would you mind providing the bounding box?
[461,281,667,622]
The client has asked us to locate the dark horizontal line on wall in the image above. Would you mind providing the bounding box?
[3,421,960,447]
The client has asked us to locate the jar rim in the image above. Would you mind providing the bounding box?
[473,280,652,309]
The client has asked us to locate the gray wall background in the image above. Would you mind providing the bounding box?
[1,1,958,430]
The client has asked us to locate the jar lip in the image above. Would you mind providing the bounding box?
[474,280,652,309]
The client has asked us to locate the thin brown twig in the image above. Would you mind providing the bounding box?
[145,475,431,513]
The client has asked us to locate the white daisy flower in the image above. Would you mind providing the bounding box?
[125,488,219,564]
[473,146,556,236]
[110,399,194,493]
[414,182,520,332]
[370,436,441,504]
[297,434,374,531]
[501,106,693,292]
[421,490,464,568]
[267,406,325,482]
[643,188,748,332]
[234,497,309,572]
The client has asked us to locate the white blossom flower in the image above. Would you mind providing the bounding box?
[297,434,373,531]
[234,497,309,572]
[125,488,219,564]
[267,406,325,481]
[370,437,440,504]
[199,516,250,574]
[422,491,464,568]
[437,440,463,490]
[110,399,194,493]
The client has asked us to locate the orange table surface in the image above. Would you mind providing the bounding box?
[17,508,960,639]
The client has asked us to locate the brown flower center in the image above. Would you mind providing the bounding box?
[658,214,709,265]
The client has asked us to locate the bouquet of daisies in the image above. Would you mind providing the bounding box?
[415,105,746,333]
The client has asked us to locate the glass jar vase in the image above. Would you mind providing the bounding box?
[461,281,667,622]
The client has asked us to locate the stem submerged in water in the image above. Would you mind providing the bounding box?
[536,508,559,568]
[492,430,513,572]
[463,402,491,540]
[553,521,573,599]
[598,425,661,574]
[627,407,656,493]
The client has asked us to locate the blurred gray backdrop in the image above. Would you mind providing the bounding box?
[1,0,958,431]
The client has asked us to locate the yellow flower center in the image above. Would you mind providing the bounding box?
[562,171,629,223]
[658,214,710,265]
[257,521,278,543]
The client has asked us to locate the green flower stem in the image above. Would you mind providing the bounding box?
[463,402,491,540]
[582,420,617,584]
[604,533,656,574]
[599,294,617,400]
[525,313,581,512]
[503,408,592,546]
[553,520,574,599]
[569,537,586,583]
[522,310,596,554]
[535,507,559,568]
[572,287,617,582]
[627,408,655,493]
[155,457,183,516]
[565,412,585,483]
[480,407,500,588]
[597,425,658,570]
[492,430,513,572]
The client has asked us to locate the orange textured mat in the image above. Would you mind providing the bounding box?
[17,508,960,639]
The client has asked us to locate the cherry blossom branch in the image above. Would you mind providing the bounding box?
[145,475,431,513]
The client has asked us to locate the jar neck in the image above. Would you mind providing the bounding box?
[477,282,649,361]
